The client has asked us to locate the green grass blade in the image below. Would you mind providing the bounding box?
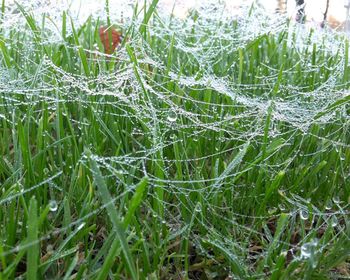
[62,254,79,280]
[314,93,350,119]
[87,150,137,279]
[96,177,148,279]
[123,177,148,228]
[70,18,90,76]
[0,37,12,68]
[139,0,159,35]
[27,197,39,280]
[212,142,249,189]
[96,238,121,280]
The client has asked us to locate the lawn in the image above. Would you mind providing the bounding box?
[0,0,349,279]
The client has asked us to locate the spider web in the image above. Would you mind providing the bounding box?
[0,0,349,278]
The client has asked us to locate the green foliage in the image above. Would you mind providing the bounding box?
[0,2,349,279]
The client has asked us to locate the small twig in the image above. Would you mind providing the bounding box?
[321,0,330,28]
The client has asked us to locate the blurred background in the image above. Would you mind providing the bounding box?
[160,0,349,31]
[4,0,350,32]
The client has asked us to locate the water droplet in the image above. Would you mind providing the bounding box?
[116,169,125,175]
[280,251,288,257]
[325,200,332,210]
[195,203,202,212]
[299,209,309,220]
[279,203,286,211]
[331,216,338,227]
[77,222,85,230]
[268,207,277,214]
[332,195,340,204]
[49,200,58,212]
[300,239,318,260]
[167,112,177,122]
[19,185,24,193]
[46,244,54,254]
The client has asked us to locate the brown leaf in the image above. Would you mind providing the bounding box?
[99,26,122,54]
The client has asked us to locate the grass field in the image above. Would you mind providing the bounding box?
[0,0,349,279]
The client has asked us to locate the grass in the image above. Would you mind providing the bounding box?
[0,1,349,279]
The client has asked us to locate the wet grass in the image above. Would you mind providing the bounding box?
[0,1,349,279]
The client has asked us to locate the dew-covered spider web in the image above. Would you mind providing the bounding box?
[0,0,349,278]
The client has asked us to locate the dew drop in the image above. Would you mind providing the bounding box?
[77,222,85,230]
[49,200,58,212]
[167,111,177,122]
[331,216,338,227]
[46,244,54,254]
[325,200,332,210]
[279,203,286,211]
[195,203,202,212]
[332,195,340,204]
[300,239,318,260]
[280,251,288,257]
[299,209,309,220]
